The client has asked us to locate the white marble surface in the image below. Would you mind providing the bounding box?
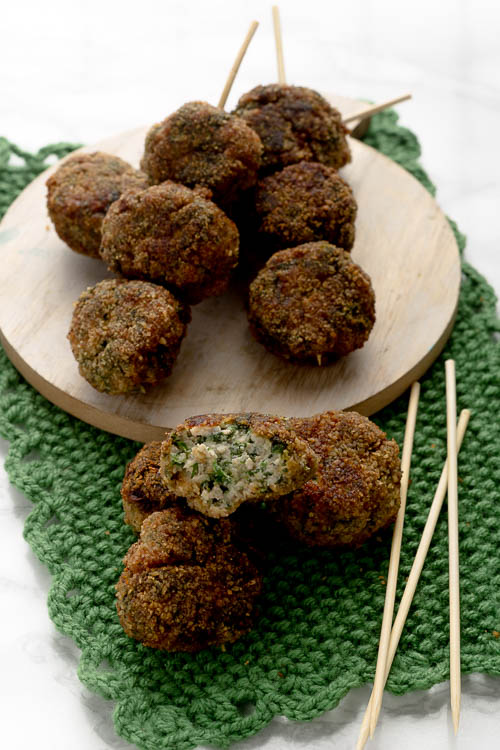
[1,0,500,748]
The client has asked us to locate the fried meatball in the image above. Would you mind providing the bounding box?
[233,85,351,174]
[68,279,190,394]
[247,242,375,364]
[140,102,262,208]
[115,506,263,651]
[160,412,318,518]
[121,440,272,559]
[121,441,179,532]
[255,161,357,253]
[272,411,401,548]
[100,181,239,304]
[46,152,149,257]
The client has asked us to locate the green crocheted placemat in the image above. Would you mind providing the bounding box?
[1,115,500,750]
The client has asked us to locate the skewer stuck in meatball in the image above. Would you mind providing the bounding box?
[247,242,375,365]
[233,84,351,174]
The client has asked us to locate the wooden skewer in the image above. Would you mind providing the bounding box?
[446,359,461,734]
[218,21,259,109]
[356,408,471,750]
[272,6,286,84]
[343,94,412,125]
[368,381,420,738]
[271,8,408,128]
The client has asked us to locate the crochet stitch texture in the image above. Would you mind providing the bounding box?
[0,114,499,749]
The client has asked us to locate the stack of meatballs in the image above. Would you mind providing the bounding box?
[45,85,392,653]
[47,84,377,394]
[116,409,401,652]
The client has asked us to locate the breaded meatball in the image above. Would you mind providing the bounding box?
[68,279,190,394]
[121,441,178,532]
[100,181,239,304]
[247,242,375,364]
[46,152,149,257]
[121,440,273,560]
[233,85,351,174]
[272,410,401,548]
[140,102,262,208]
[160,412,318,518]
[255,161,357,253]
[115,506,263,651]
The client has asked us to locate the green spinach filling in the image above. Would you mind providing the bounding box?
[168,424,290,507]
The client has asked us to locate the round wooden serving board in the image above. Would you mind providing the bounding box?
[0,96,461,443]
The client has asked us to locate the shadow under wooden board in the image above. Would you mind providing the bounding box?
[0,95,461,443]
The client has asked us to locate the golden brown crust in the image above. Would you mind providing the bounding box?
[46,152,149,257]
[255,161,357,253]
[100,181,239,305]
[272,410,401,548]
[68,279,190,394]
[115,507,263,651]
[233,84,351,174]
[140,102,262,208]
[247,242,375,364]
[121,442,179,532]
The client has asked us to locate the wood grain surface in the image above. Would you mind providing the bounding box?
[0,96,461,442]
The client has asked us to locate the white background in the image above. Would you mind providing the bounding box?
[1,1,499,748]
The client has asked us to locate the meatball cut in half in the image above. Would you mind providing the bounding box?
[160,413,318,518]
[140,101,262,207]
[248,242,376,365]
[255,161,357,253]
[233,84,351,174]
[100,181,239,305]
[68,279,190,395]
[121,441,180,533]
[273,411,401,548]
[46,151,149,257]
[116,506,263,652]
[121,441,270,554]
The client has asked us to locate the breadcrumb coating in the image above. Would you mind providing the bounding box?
[68,279,190,394]
[273,410,401,548]
[46,151,148,257]
[100,181,239,304]
[141,101,262,208]
[121,442,179,532]
[247,242,375,364]
[116,506,263,651]
[233,85,351,174]
[255,161,357,253]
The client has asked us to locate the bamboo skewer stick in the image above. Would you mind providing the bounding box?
[446,359,461,734]
[272,6,286,84]
[270,8,408,128]
[218,20,259,109]
[356,408,471,750]
[343,94,412,125]
[368,381,421,738]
